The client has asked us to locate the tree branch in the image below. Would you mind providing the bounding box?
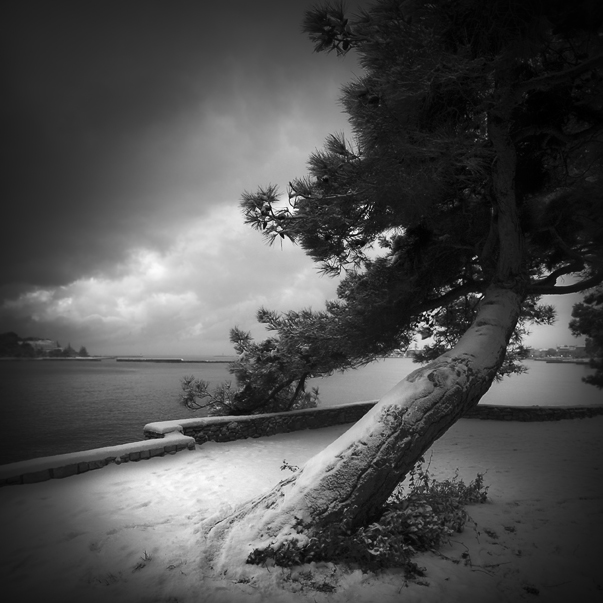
[513,122,603,148]
[512,125,570,144]
[568,122,603,145]
[531,261,585,289]
[286,373,309,411]
[528,271,603,295]
[416,281,486,314]
[263,377,297,404]
[514,54,603,98]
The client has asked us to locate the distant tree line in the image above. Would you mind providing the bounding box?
[0,332,90,358]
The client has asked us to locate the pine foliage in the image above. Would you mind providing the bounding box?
[196,0,603,413]
[570,287,603,388]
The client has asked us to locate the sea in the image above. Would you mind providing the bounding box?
[0,357,600,465]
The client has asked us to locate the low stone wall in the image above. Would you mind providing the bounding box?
[144,401,377,444]
[143,401,603,445]
[5,401,601,488]
[463,404,603,421]
[0,430,195,487]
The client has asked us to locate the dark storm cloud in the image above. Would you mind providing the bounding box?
[1,0,362,297]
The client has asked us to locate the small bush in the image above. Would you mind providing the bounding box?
[248,457,488,573]
[382,458,488,552]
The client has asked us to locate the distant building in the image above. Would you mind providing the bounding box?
[555,345,587,358]
[21,338,61,353]
[529,346,586,359]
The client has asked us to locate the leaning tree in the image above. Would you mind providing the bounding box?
[202,0,603,573]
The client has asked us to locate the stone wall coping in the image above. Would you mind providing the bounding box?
[0,430,195,486]
[143,400,378,435]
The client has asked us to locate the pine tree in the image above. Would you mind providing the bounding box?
[202,0,603,572]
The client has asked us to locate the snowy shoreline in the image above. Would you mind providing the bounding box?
[1,416,602,602]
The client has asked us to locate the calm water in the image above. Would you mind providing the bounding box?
[0,358,599,465]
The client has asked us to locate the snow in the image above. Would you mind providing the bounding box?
[1,417,602,603]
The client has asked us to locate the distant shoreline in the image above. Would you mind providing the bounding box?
[0,357,233,363]
[0,356,103,361]
[0,356,590,365]
[115,358,232,363]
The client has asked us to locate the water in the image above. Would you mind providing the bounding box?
[311,358,602,408]
[0,358,599,465]
[0,359,230,465]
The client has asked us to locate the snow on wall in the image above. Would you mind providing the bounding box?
[143,401,378,443]
[0,430,195,487]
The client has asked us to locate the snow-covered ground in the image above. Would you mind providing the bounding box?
[2,417,602,603]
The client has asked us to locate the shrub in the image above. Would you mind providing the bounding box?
[248,457,488,573]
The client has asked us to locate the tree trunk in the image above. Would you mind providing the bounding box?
[202,284,524,574]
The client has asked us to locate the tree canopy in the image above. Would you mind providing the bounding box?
[186,0,602,415]
[201,0,603,575]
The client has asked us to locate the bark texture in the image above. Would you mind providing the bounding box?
[202,285,523,574]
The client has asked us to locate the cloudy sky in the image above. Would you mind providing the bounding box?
[1,1,585,357]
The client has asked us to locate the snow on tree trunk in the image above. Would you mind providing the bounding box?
[202,285,523,574]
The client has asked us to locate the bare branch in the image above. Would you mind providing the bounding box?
[529,271,603,295]
[529,261,584,288]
